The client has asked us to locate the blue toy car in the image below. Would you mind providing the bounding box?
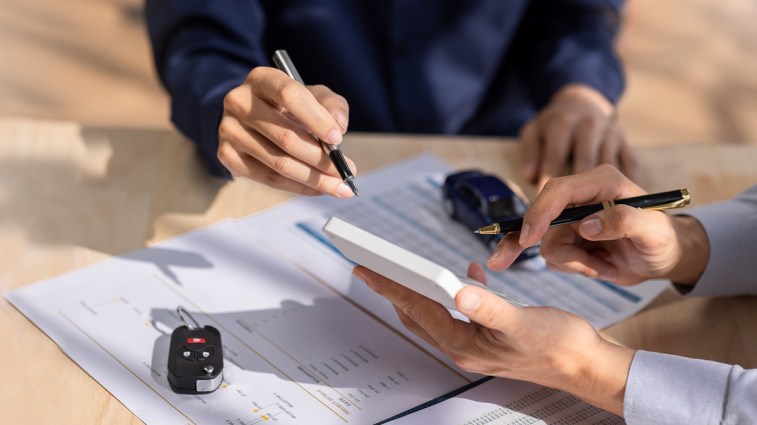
[442,170,539,261]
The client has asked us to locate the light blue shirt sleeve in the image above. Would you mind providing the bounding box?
[624,185,757,423]
[682,185,757,296]
[624,351,757,424]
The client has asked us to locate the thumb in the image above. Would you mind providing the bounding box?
[578,205,667,242]
[456,286,521,333]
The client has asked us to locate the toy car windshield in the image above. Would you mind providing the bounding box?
[442,170,539,261]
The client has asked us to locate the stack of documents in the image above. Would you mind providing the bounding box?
[7,155,659,424]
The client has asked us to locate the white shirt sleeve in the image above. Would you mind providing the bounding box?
[624,351,757,424]
[682,185,757,296]
[624,186,757,423]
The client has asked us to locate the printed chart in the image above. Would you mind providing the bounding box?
[8,155,658,424]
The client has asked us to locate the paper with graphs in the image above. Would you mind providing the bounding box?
[7,154,662,424]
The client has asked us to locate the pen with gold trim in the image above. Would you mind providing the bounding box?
[474,189,691,235]
[272,49,359,196]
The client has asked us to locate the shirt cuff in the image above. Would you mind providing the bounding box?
[624,351,730,425]
[678,195,757,297]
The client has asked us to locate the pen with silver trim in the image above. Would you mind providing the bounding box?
[272,49,359,196]
[475,188,690,235]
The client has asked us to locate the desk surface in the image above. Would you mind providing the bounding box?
[2,118,756,424]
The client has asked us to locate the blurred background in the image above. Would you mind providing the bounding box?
[2,0,757,146]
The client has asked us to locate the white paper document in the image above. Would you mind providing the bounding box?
[389,378,624,425]
[6,154,664,424]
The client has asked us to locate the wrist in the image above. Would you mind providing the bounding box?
[552,84,615,118]
[668,215,709,286]
[568,339,635,416]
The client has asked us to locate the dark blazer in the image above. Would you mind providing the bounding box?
[146,0,625,176]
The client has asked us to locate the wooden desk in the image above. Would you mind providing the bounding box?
[2,119,756,424]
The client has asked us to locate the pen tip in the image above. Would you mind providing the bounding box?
[346,180,359,197]
[473,229,480,234]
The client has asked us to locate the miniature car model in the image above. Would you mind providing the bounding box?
[442,170,539,261]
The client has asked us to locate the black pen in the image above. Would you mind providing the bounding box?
[474,189,691,235]
[272,49,359,196]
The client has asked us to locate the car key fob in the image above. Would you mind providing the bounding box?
[167,306,224,394]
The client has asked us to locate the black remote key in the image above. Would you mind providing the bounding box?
[167,307,224,394]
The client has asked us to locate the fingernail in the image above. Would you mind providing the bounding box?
[518,224,530,246]
[487,247,503,265]
[326,129,342,145]
[335,111,349,133]
[336,183,354,198]
[580,218,602,237]
[458,291,481,313]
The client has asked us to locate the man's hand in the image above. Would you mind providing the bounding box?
[218,66,356,198]
[488,165,709,286]
[353,262,633,415]
[520,84,637,189]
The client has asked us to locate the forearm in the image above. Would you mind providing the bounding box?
[145,0,268,176]
[550,337,634,416]
[518,0,625,107]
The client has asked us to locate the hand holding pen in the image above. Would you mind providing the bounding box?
[487,165,707,286]
[273,50,358,196]
[217,50,357,198]
[475,189,689,235]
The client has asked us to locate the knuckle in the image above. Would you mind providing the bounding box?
[217,118,237,144]
[334,93,348,107]
[541,175,568,194]
[277,80,305,105]
[398,303,424,325]
[222,89,244,115]
[247,66,267,84]
[216,142,235,168]
[551,113,574,130]
[216,140,233,161]
[581,115,602,131]
[270,155,293,175]
[595,163,620,175]
[272,128,300,151]
[524,202,550,223]
[310,84,328,94]
[396,311,420,331]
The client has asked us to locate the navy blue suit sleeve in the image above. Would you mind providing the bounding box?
[516,0,625,109]
[145,0,269,177]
